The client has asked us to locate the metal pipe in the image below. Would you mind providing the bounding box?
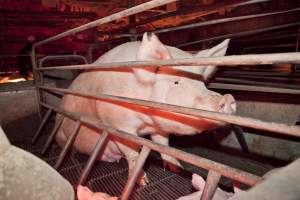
[200,170,221,200]
[41,116,64,155]
[78,131,109,185]
[38,55,88,68]
[30,46,42,117]
[121,146,151,200]
[32,108,53,144]
[232,125,250,154]
[177,22,300,48]
[41,102,263,186]
[214,77,300,89]
[33,0,179,47]
[36,52,300,72]
[208,83,300,95]
[152,8,300,35]
[54,120,81,170]
[39,86,300,137]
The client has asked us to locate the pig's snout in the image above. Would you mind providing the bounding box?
[218,94,236,114]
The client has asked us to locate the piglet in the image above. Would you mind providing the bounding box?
[77,185,117,200]
[177,174,241,200]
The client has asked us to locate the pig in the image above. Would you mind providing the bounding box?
[77,185,117,200]
[177,174,242,200]
[56,32,236,185]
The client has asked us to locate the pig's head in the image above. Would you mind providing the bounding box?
[133,33,236,133]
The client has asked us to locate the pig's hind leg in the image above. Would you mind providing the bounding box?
[151,134,183,172]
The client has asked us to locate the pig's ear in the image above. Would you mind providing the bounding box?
[77,185,93,200]
[191,173,206,191]
[134,32,171,84]
[195,39,230,81]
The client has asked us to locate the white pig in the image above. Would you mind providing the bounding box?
[177,174,241,200]
[56,33,236,185]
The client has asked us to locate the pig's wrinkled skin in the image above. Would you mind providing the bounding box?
[177,174,241,200]
[77,185,117,200]
[56,33,236,185]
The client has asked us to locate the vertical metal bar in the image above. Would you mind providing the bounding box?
[78,131,109,185]
[232,125,250,153]
[121,146,151,200]
[128,0,137,41]
[200,170,221,200]
[41,116,64,155]
[30,46,42,118]
[32,108,53,144]
[54,120,81,170]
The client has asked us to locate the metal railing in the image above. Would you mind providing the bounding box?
[30,0,300,200]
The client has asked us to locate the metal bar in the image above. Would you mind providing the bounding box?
[36,52,300,72]
[34,0,179,47]
[208,83,300,95]
[39,86,300,137]
[39,55,88,68]
[54,120,81,170]
[200,170,221,200]
[32,108,52,144]
[30,46,42,117]
[214,77,300,89]
[78,131,109,185]
[108,0,270,34]
[152,8,300,35]
[41,116,64,155]
[231,125,250,154]
[121,146,151,200]
[177,22,300,48]
[41,102,263,186]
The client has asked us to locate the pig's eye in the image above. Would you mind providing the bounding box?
[174,81,179,85]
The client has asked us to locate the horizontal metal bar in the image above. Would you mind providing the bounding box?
[39,86,300,138]
[36,52,300,71]
[152,8,300,35]
[34,0,179,47]
[208,83,300,95]
[177,22,300,47]
[39,55,88,68]
[41,102,262,186]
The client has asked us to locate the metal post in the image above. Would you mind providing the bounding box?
[121,146,151,200]
[232,125,250,153]
[32,108,53,144]
[200,170,221,200]
[78,131,109,185]
[54,120,81,170]
[41,116,64,155]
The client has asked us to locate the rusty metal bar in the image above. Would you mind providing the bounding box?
[78,131,109,186]
[39,86,300,137]
[232,125,250,154]
[208,83,300,95]
[54,120,81,170]
[41,102,262,186]
[32,108,53,144]
[121,146,151,200]
[177,22,300,48]
[36,52,300,72]
[33,0,179,47]
[41,116,64,155]
[200,170,222,200]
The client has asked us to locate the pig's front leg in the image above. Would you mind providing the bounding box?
[150,134,183,172]
[116,142,149,186]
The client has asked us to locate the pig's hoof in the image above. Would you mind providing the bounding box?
[137,173,149,186]
[163,161,183,173]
